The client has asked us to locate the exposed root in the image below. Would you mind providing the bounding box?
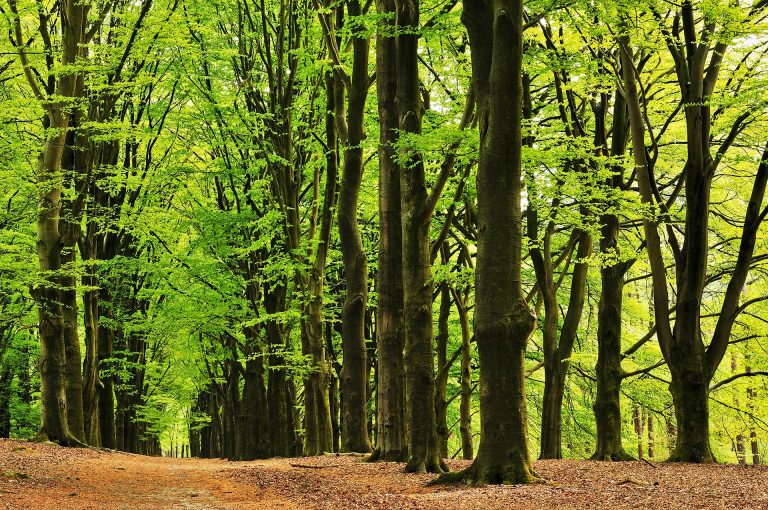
[590,450,635,462]
[364,447,381,463]
[430,462,544,486]
[32,429,87,448]
[666,445,716,464]
[404,454,445,474]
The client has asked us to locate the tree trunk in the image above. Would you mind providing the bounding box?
[395,0,444,474]
[457,291,474,460]
[265,284,293,457]
[81,261,101,446]
[441,0,539,483]
[538,231,591,459]
[369,0,407,463]
[302,71,338,456]
[61,256,86,443]
[668,368,712,462]
[16,0,88,448]
[0,366,12,438]
[97,304,116,449]
[326,322,342,453]
[239,332,271,460]
[633,405,644,459]
[336,0,372,454]
[435,285,451,458]
[648,414,655,459]
[593,261,632,460]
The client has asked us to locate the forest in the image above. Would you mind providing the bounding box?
[1,0,768,506]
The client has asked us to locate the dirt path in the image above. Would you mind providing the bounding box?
[0,440,297,509]
[2,439,768,509]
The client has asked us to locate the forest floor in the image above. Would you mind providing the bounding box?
[1,439,767,510]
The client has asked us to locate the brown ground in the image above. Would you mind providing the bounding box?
[1,439,767,509]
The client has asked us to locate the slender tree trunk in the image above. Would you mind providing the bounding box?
[302,71,338,456]
[97,301,116,449]
[633,405,644,459]
[592,83,632,460]
[337,0,372,453]
[265,284,292,457]
[539,232,591,459]
[223,356,240,460]
[61,257,86,443]
[326,322,342,453]
[81,259,100,446]
[648,414,655,459]
[0,366,12,437]
[435,285,451,458]
[457,292,473,460]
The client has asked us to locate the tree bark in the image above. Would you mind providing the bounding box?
[435,285,451,458]
[265,283,293,457]
[396,0,443,473]
[538,231,591,459]
[97,298,116,449]
[592,87,632,461]
[337,0,372,454]
[369,0,407,462]
[440,0,539,483]
[18,0,90,446]
[456,289,474,460]
[81,248,101,446]
[302,70,339,456]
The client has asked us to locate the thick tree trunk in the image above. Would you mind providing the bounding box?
[369,0,407,463]
[19,0,88,448]
[238,328,270,460]
[667,358,713,462]
[441,0,539,484]
[620,24,715,463]
[34,122,81,445]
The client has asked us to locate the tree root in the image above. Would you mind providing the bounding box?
[590,450,635,462]
[404,454,446,474]
[666,445,716,463]
[32,429,87,448]
[364,447,381,463]
[429,463,544,486]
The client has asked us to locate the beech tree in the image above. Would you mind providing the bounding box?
[2,0,768,484]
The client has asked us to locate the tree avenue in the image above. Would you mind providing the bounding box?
[1,0,768,492]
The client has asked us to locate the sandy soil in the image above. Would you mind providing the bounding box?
[1,439,767,509]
